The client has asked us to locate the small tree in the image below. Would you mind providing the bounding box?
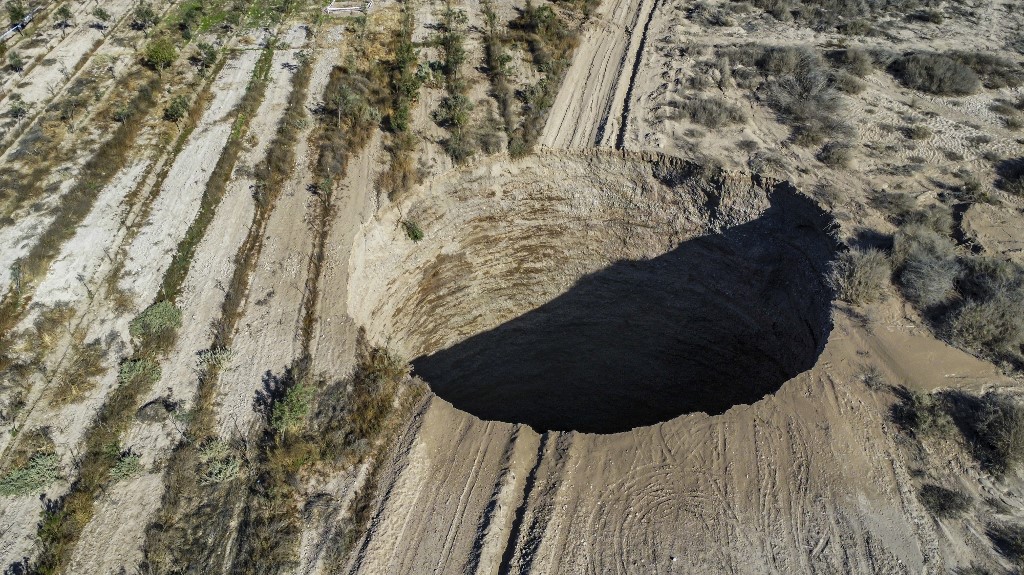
[163,95,189,122]
[55,5,73,39]
[8,51,25,73]
[132,2,159,33]
[145,38,177,76]
[92,7,111,29]
[7,1,27,29]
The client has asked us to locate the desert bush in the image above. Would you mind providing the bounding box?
[944,392,1024,476]
[891,387,954,438]
[817,141,854,167]
[129,301,182,353]
[889,53,981,96]
[832,70,865,94]
[868,190,917,226]
[951,52,1024,89]
[402,220,424,242]
[109,452,142,482]
[764,49,854,145]
[835,47,874,77]
[197,440,242,484]
[8,51,24,72]
[52,340,107,405]
[163,95,190,122]
[892,225,960,309]
[0,453,61,496]
[918,484,971,518]
[906,124,931,140]
[132,2,160,31]
[828,248,890,305]
[996,158,1024,196]
[270,383,313,436]
[989,522,1024,564]
[948,296,1024,363]
[675,96,745,128]
[909,8,943,24]
[145,38,178,75]
[118,358,161,388]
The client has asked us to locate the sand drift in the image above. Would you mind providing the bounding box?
[349,152,836,433]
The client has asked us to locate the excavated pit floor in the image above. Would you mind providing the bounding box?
[349,152,837,433]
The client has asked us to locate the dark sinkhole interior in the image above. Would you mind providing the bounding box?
[412,192,836,434]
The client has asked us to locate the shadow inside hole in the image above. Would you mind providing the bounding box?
[413,191,837,433]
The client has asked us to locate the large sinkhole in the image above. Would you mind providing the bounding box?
[348,152,837,433]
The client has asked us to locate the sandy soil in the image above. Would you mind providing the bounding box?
[346,309,1008,574]
[213,30,338,437]
[65,40,311,575]
[540,0,654,149]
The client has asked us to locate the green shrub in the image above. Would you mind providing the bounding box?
[270,383,313,435]
[197,440,241,484]
[8,51,24,72]
[109,452,142,482]
[918,484,971,518]
[117,358,161,387]
[132,2,160,31]
[889,53,980,96]
[828,248,890,305]
[145,38,178,75]
[164,95,190,122]
[129,301,182,353]
[402,220,424,242]
[0,453,62,496]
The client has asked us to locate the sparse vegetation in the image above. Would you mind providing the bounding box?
[918,484,972,518]
[402,219,424,242]
[988,522,1024,565]
[892,387,954,438]
[674,96,745,128]
[163,95,191,122]
[0,453,61,496]
[118,358,162,388]
[506,0,581,155]
[109,452,143,482]
[828,248,890,305]
[817,141,853,167]
[889,53,981,96]
[892,225,960,310]
[129,301,183,354]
